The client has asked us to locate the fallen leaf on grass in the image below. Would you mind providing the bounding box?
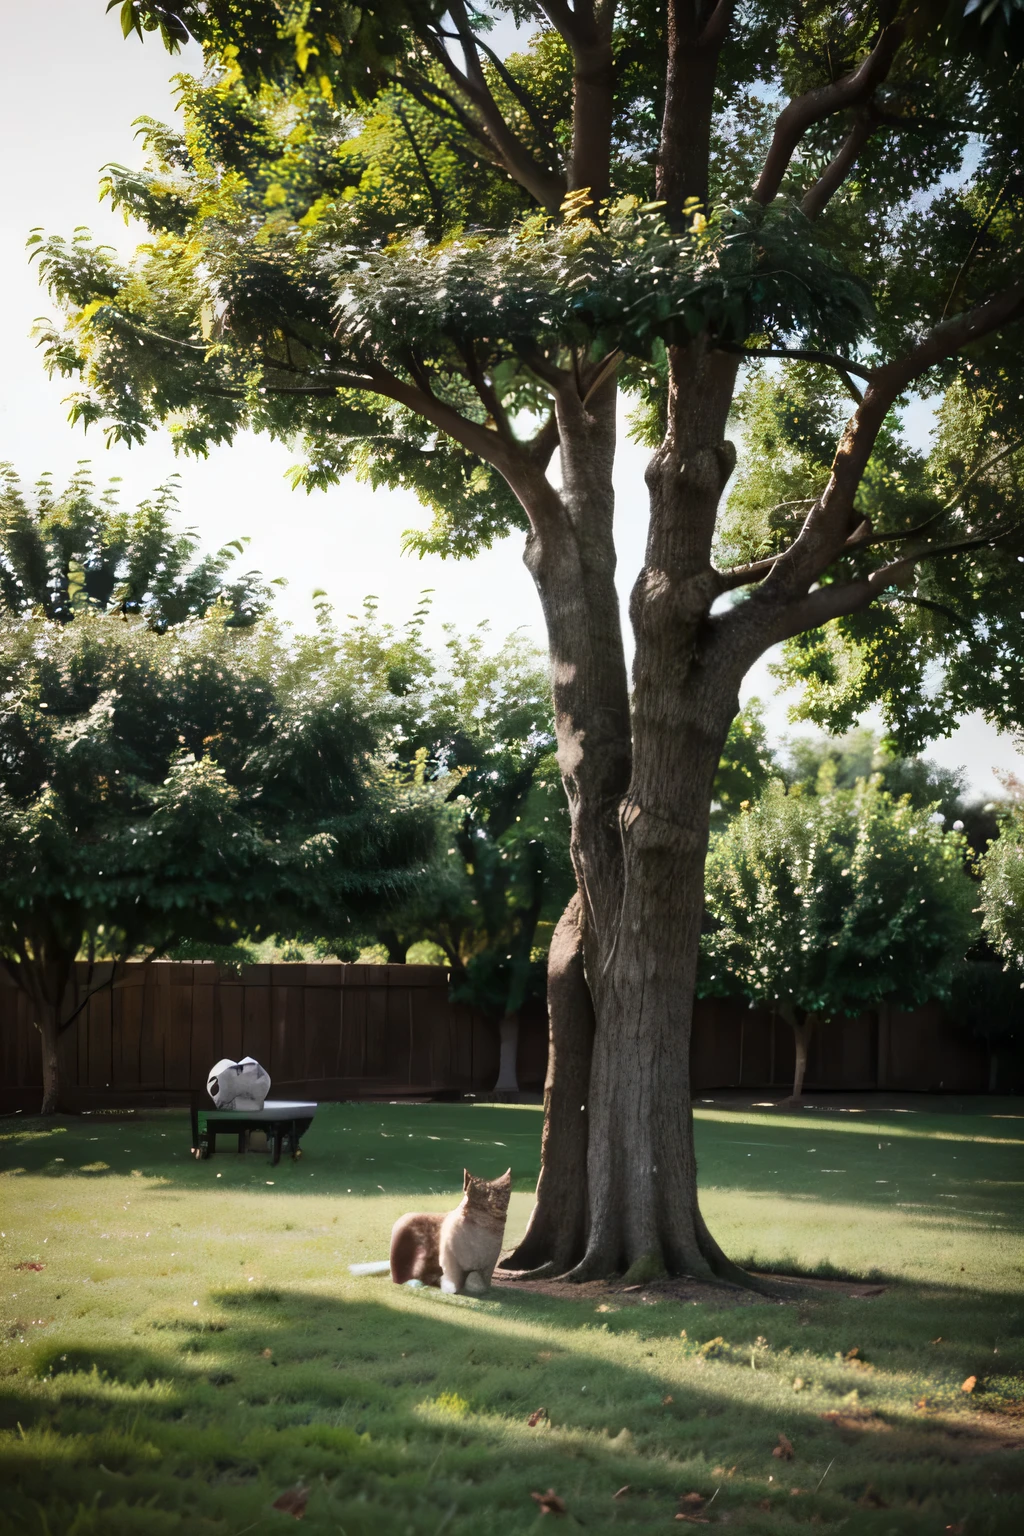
[531,1489,567,1516]
[261,1347,273,1358]
[527,1406,548,1427]
[613,1486,630,1499]
[663,1395,675,1405]
[536,1351,553,1362]
[772,1433,794,1461]
[14,1263,44,1272]
[961,1375,977,1394]
[857,1486,888,1509]
[792,1377,805,1392]
[272,1485,309,1518]
[675,1500,710,1526]
[946,1524,965,1534]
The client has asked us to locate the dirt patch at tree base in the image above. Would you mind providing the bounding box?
[492,1269,886,1307]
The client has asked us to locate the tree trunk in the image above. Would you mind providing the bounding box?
[786,1010,817,1102]
[508,347,773,1287]
[493,1012,521,1095]
[378,928,408,965]
[572,704,748,1284]
[38,1002,61,1117]
[502,893,595,1275]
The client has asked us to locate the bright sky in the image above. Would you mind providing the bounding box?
[2,1,1021,798]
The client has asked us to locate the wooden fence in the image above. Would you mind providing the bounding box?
[0,961,992,1112]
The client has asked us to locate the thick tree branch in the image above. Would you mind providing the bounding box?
[658,0,736,212]
[800,105,880,221]
[466,30,563,174]
[752,7,906,208]
[537,0,595,48]
[426,2,567,212]
[750,279,1024,606]
[767,521,1021,644]
[564,1,617,202]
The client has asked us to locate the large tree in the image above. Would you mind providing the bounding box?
[33,0,1024,1280]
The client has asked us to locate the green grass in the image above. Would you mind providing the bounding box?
[1,1099,1023,1535]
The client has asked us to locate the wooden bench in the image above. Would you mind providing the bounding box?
[192,1100,318,1165]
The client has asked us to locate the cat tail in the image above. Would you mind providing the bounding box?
[348,1260,391,1275]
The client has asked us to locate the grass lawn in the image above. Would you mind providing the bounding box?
[1,1098,1023,1534]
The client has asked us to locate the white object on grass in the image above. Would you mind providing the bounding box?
[207,1056,271,1111]
[348,1260,391,1276]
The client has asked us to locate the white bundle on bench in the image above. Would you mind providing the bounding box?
[207,1056,271,1112]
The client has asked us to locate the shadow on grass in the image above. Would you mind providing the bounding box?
[5,1101,1024,1217]
[3,1283,1024,1535]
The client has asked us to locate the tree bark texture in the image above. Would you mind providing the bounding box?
[507,346,768,1285]
[38,1002,61,1118]
[502,893,595,1275]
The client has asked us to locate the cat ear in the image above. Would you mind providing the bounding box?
[463,1168,471,1191]
[497,1168,512,1186]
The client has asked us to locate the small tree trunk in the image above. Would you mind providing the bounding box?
[788,1012,816,1101]
[37,1002,62,1116]
[501,894,594,1275]
[493,1013,521,1095]
[378,929,407,965]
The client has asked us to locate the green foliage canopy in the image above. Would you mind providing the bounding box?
[980,804,1024,970]
[0,461,274,628]
[0,602,432,1105]
[320,596,574,1009]
[28,0,1024,753]
[701,774,977,1020]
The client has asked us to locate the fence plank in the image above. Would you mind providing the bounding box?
[0,959,999,1109]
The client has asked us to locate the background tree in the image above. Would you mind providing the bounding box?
[778,726,1003,853]
[32,0,1024,1280]
[0,461,274,628]
[702,774,977,1100]
[949,961,1024,1093]
[0,608,432,1114]
[321,597,575,1089]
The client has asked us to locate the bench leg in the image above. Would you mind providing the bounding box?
[237,1130,246,1154]
[271,1129,283,1166]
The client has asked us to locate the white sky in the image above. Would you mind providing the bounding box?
[2,0,1021,799]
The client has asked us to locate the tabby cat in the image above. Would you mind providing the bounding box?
[389,1168,512,1295]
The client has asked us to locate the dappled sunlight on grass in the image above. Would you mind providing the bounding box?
[1,1100,1022,1532]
